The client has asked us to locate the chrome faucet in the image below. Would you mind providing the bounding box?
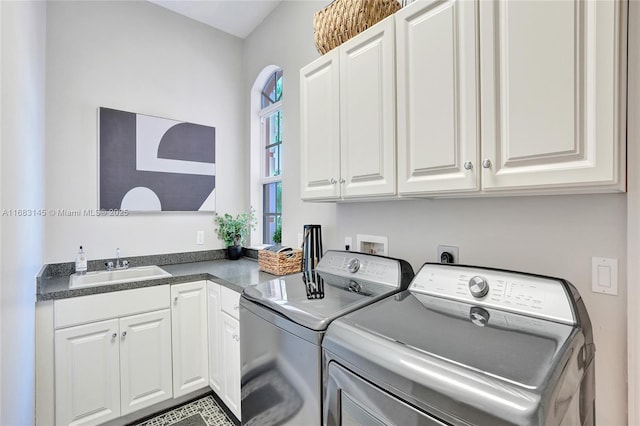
[105,247,129,270]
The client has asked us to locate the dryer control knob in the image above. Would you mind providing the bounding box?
[468,276,489,298]
[347,258,361,273]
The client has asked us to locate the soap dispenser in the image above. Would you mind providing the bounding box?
[75,246,87,275]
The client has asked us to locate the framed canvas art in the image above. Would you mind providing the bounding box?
[99,107,216,212]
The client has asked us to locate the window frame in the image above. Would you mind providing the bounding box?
[259,101,283,185]
[258,73,283,245]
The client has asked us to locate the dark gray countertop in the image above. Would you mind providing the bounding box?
[37,257,279,301]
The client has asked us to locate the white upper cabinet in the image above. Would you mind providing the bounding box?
[396,0,479,195]
[300,15,396,200]
[340,15,397,198]
[301,0,626,200]
[300,50,341,200]
[479,0,625,192]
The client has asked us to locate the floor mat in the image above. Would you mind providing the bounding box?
[133,395,234,426]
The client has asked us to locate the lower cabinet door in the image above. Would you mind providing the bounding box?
[207,282,223,395]
[55,319,121,426]
[171,281,209,397]
[119,309,173,415]
[222,312,241,420]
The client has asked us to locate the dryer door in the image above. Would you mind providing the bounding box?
[324,361,446,426]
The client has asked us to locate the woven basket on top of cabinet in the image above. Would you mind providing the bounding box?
[313,0,401,55]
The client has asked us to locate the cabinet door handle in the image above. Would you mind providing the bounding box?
[463,161,473,170]
[233,304,239,310]
[232,334,240,342]
[482,159,492,169]
[339,178,346,184]
[121,331,127,338]
[330,178,337,184]
[174,296,178,304]
[112,333,117,339]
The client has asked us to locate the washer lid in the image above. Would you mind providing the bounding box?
[325,290,575,389]
[243,250,412,331]
[242,270,399,331]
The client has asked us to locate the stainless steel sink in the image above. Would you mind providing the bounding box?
[69,265,172,289]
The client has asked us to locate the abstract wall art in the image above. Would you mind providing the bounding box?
[99,107,216,212]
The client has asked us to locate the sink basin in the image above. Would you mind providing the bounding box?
[69,266,172,289]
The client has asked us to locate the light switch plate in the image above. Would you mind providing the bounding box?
[196,230,204,245]
[592,257,618,295]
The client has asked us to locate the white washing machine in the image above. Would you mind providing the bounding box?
[240,250,414,425]
[323,263,595,426]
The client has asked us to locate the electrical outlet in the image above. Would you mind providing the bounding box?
[437,245,459,263]
[196,230,204,245]
[345,237,353,250]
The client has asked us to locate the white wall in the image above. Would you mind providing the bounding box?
[336,197,627,424]
[45,0,245,262]
[243,1,336,248]
[628,1,640,424]
[0,1,47,424]
[0,3,4,421]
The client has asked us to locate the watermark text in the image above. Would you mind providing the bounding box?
[1,208,129,217]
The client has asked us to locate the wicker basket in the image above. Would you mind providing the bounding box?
[258,249,303,276]
[313,0,401,55]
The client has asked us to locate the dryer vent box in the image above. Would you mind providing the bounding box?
[356,234,388,256]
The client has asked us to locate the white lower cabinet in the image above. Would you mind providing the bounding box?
[171,281,210,398]
[54,309,172,426]
[207,282,223,395]
[208,281,242,420]
[221,311,241,417]
[51,281,241,425]
[55,319,121,426]
[119,310,173,415]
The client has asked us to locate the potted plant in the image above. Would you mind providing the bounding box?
[214,209,257,260]
[272,224,282,245]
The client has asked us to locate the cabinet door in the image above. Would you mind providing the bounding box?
[479,0,625,192]
[340,15,396,198]
[300,49,341,200]
[55,319,120,426]
[222,312,241,420]
[207,282,223,395]
[119,309,172,416]
[396,0,479,195]
[220,285,241,320]
[171,281,209,398]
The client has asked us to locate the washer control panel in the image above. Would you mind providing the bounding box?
[410,264,576,325]
[316,251,401,287]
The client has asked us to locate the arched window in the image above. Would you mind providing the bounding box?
[252,68,283,245]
